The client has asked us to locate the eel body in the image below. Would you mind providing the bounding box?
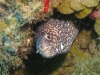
[35,18,80,58]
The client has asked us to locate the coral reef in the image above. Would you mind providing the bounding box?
[47,29,99,75]
[76,29,92,48]
[51,0,62,8]
[0,0,57,74]
[0,0,53,23]
[17,28,99,75]
[57,0,99,18]
[94,17,100,35]
[0,0,47,74]
[0,0,100,75]
[57,0,74,14]
[71,40,100,75]
[74,7,92,19]
[13,11,99,75]
[0,18,34,74]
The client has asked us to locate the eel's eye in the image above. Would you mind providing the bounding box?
[45,35,51,40]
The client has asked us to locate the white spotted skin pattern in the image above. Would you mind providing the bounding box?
[35,18,79,58]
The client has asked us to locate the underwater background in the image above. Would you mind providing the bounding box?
[0,0,100,75]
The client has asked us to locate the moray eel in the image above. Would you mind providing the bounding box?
[35,18,80,58]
